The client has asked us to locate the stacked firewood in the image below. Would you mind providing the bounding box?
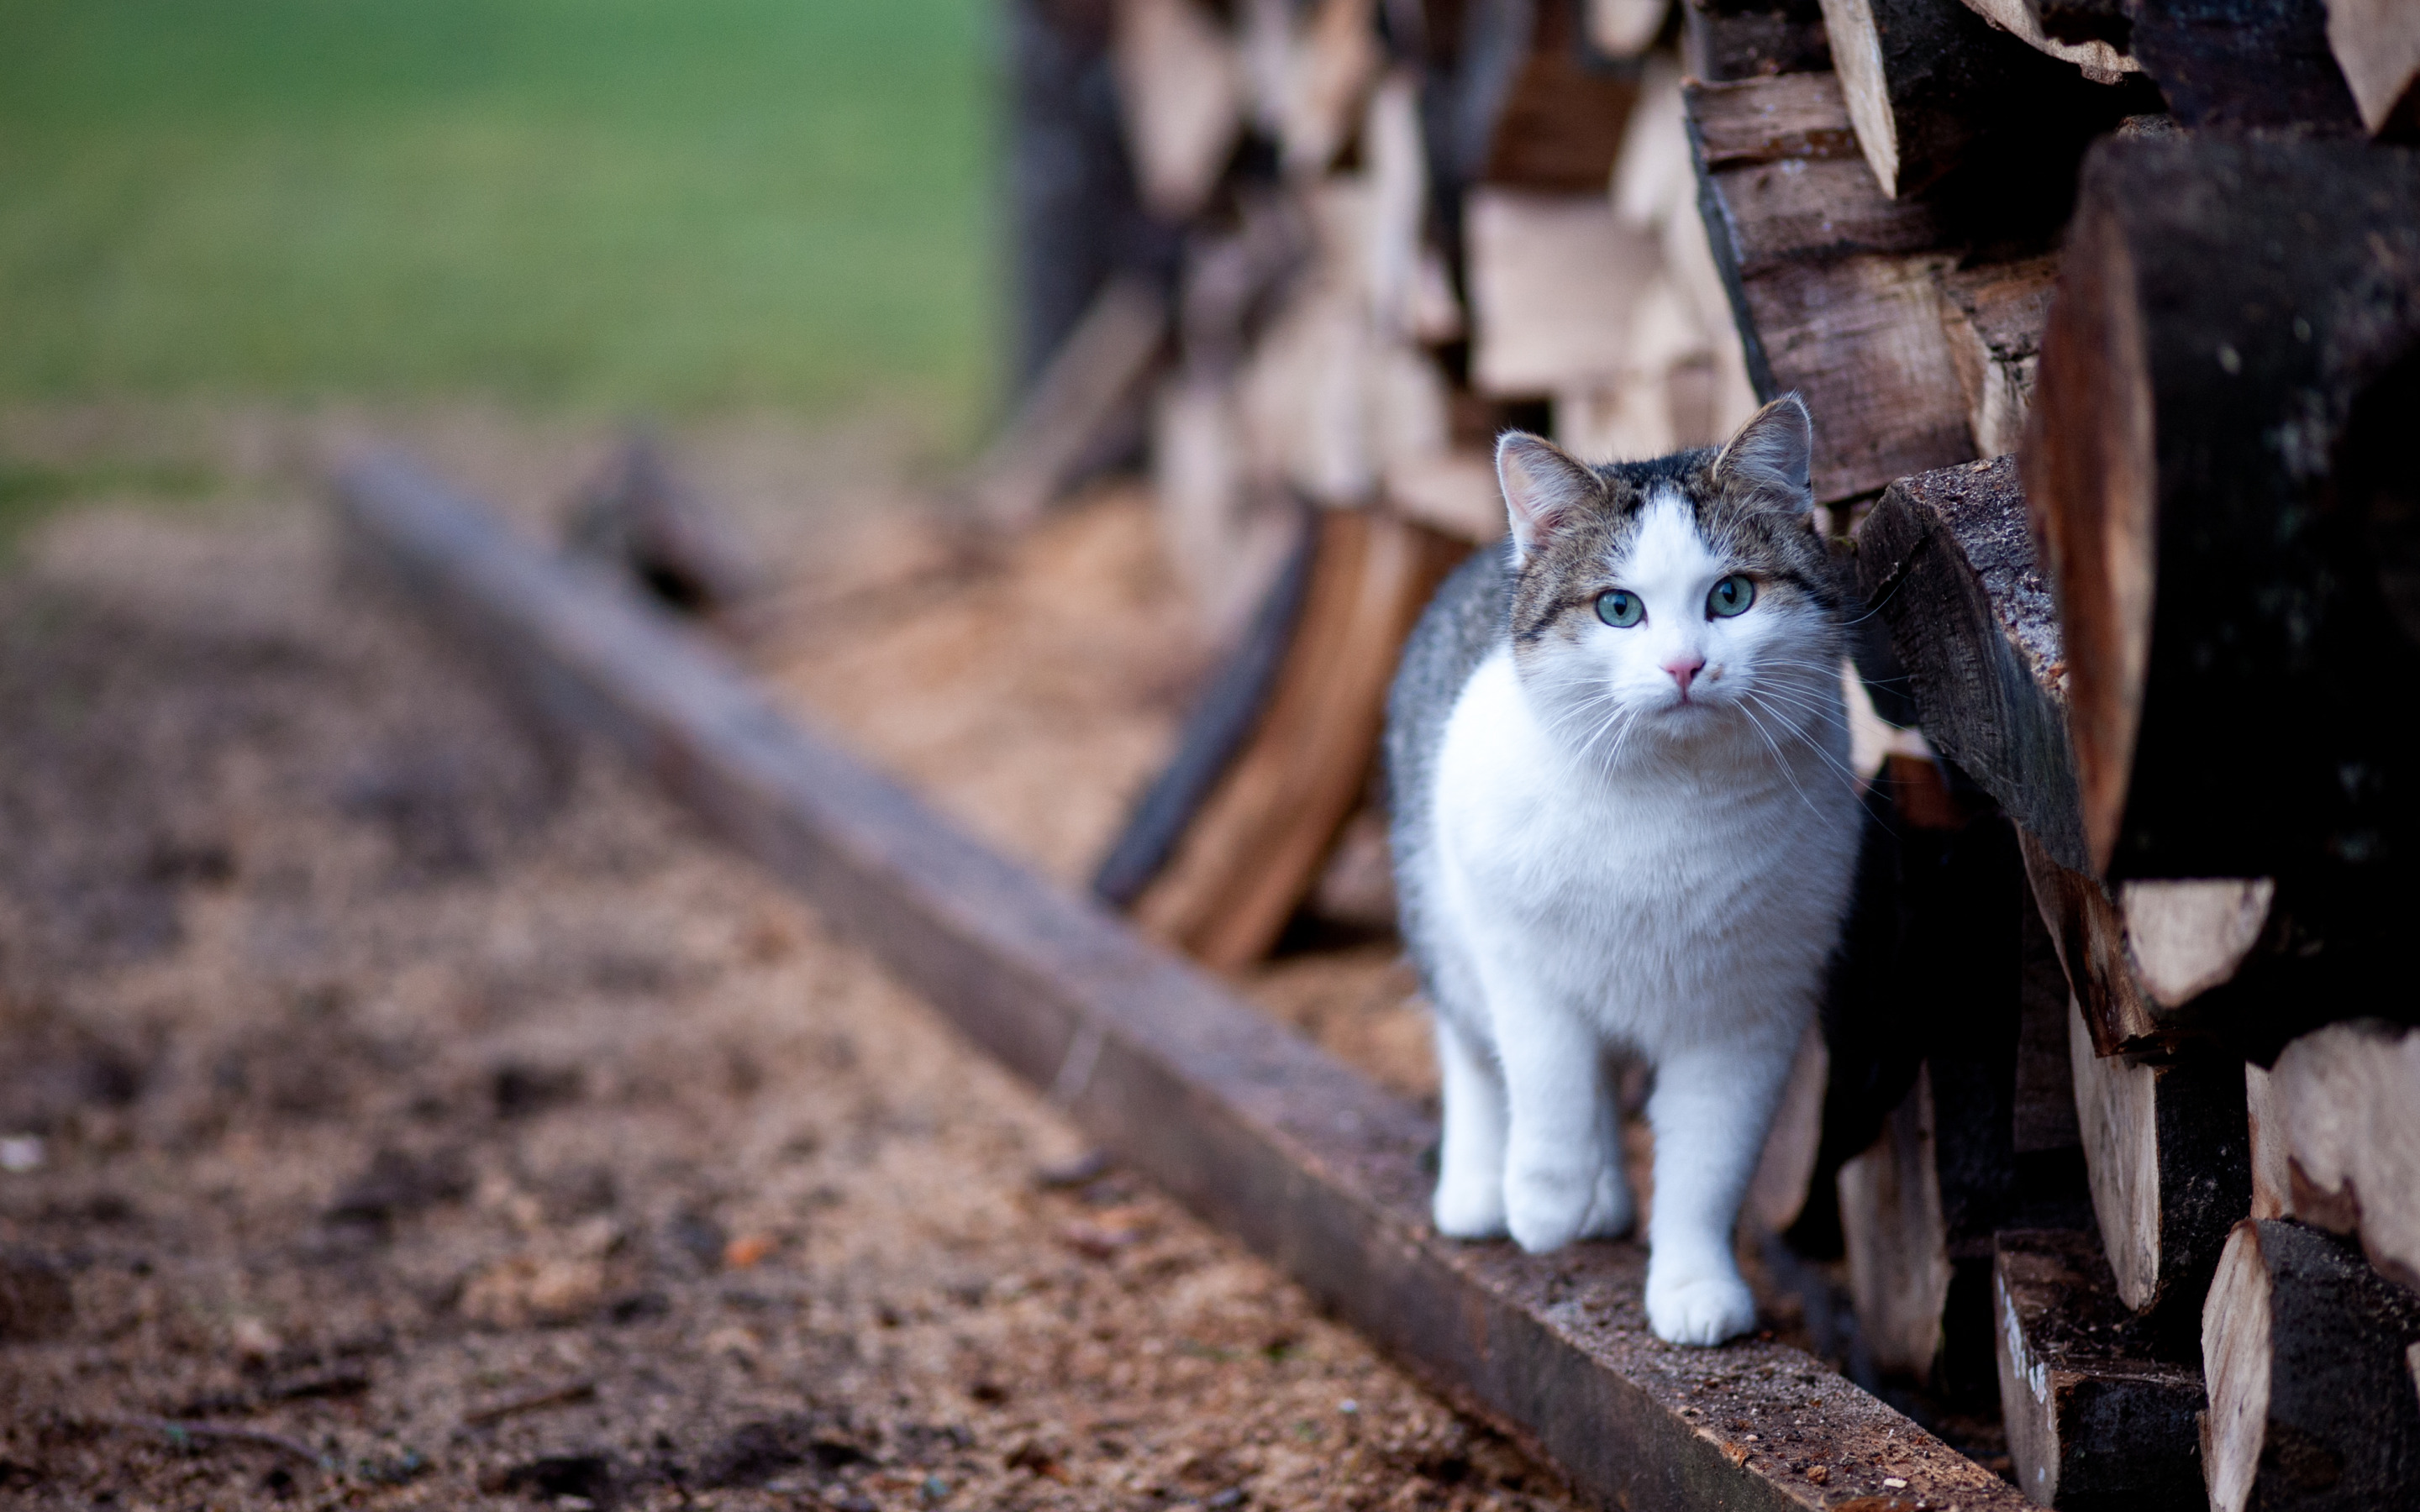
[1002,2,2420,1505]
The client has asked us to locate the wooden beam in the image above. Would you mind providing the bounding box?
[334,452,2033,1511]
[2202,1220,2420,1512]
[1993,1228,2207,1510]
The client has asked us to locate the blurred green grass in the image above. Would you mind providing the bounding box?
[0,0,997,439]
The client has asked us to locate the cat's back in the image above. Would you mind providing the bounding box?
[1384,543,1509,853]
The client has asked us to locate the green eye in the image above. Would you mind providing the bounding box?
[1707,575,1755,618]
[1595,589,1644,627]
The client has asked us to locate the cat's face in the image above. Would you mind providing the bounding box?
[1496,397,1844,759]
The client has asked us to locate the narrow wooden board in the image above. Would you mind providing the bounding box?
[334,453,2033,1512]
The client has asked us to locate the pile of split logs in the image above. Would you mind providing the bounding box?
[992,0,2420,1504]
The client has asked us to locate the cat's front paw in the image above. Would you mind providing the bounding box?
[1644,1265,1757,1346]
[1433,1171,1507,1239]
[1504,1163,1598,1253]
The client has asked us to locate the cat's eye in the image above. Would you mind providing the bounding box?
[1707,575,1755,618]
[1595,589,1644,627]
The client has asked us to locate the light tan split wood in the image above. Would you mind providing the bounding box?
[1113,0,1244,220]
[2271,1019,2420,1291]
[2323,0,2420,136]
[1839,1066,1953,1375]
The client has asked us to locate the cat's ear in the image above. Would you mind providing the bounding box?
[1713,394,1814,512]
[1496,431,1597,566]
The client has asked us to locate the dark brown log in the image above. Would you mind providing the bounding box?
[2068,997,2253,1322]
[1686,73,1975,502]
[1934,253,2058,459]
[335,451,2035,1512]
[2270,1019,2420,1293]
[2126,0,2363,135]
[1818,0,2124,199]
[2023,139,2420,887]
[2202,1220,2420,1512]
[1131,509,1466,969]
[1681,0,1834,81]
[1994,1228,2207,1511]
[1853,457,2086,871]
[2325,0,2420,138]
[1091,508,1316,907]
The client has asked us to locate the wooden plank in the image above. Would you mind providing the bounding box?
[1685,73,1975,502]
[2202,1220,2420,1512]
[1993,1229,2207,1510]
[1132,508,1465,969]
[334,451,2034,1512]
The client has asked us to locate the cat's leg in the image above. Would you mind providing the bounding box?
[1430,1012,1507,1238]
[1641,1037,1795,1345]
[1491,988,1612,1255]
[1579,1072,1635,1239]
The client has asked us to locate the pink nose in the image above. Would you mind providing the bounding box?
[1665,657,1704,697]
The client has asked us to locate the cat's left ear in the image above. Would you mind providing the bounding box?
[1714,394,1814,513]
[1496,431,1598,567]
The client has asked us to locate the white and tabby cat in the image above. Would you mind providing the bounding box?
[1384,396,1860,1346]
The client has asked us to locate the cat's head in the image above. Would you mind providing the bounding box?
[1493,396,1844,758]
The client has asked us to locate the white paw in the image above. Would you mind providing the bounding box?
[1433,1171,1507,1239]
[1644,1265,1757,1346]
[1504,1162,1598,1254]
[1579,1166,1635,1240]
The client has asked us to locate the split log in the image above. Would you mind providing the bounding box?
[2202,1220,2420,1512]
[1132,508,1465,969]
[1993,1229,2207,1511]
[2068,996,2252,1321]
[2325,0,2420,138]
[1092,512,1316,907]
[2023,138,2420,887]
[1111,0,1243,221]
[1953,0,2139,82]
[2270,1019,2420,1293]
[1839,1066,1953,1378]
[1463,188,1660,397]
[1686,71,1974,501]
[1681,0,1833,81]
[973,275,1171,528]
[2126,0,2363,135]
[1934,254,2057,459]
[1818,0,2122,199]
[1852,455,2085,873]
[2245,1061,2292,1222]
[1477,0,1642,189]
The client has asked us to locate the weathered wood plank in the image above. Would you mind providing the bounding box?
[332,454,2034,1512]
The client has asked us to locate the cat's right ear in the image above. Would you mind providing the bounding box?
[1495,432,1597,568]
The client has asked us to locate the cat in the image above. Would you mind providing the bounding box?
[1383,396,1860,1347]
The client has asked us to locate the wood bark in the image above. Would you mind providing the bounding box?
[2202,1220,2420,1512]
[1853,455,2085,873]
[1819,0,2121,199]
[2068,997,2253,1322]
[2325,0,2420,138]
[1133,508,1465,969]
[1685,72,1975,502]
[2023,138,2420,887]
[1993,1228,2207,1511]
[2126,0,2364,135]
[1934,254,2057,459]
[2270,1019,2420,1293]
[338,450,2039,1512]
[1681,0,1833,81]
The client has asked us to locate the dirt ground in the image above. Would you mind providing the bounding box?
[0,412,1574,1511]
